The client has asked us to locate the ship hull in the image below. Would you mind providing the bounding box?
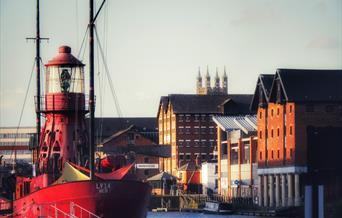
[13,180,151,218]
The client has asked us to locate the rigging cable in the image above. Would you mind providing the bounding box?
[96,0,109,144]
[77,27,89,61]
[94,26,123,118]
[95,29,103,145]
[9,60,36,167]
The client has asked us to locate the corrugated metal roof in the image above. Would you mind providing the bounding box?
[212,115,257,134]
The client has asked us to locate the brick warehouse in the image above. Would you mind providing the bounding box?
[157,70,252,175]
[98,125,159,181]
[250,69,342,208]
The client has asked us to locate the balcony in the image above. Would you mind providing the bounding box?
[35,93,91,113]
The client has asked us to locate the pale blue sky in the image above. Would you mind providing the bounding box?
[0,0,341,126]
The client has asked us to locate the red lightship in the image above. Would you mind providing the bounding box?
[9,1,151,217]
[12,45,151,217]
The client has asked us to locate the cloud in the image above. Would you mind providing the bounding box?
[306,36,340,49]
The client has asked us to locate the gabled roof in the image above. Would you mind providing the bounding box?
[250,74,274,112]
[157,94,229,116]
[100,125,135,145]
[157,96,170,117]
[169,94,229,114]
[90,117,158,143]
[213,115,257,134]
[157,94,253,116]
[221,94,254,115]
[269,69,342,102]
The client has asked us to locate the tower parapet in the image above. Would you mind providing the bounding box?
[196,66,228,95]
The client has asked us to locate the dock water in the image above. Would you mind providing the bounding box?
[149,194,302,217]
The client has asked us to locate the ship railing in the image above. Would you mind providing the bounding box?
[35,94,90,113]
[6,201,100,218]
[70,202,100,218]
[36,203,75,218]
[49,204,77,218]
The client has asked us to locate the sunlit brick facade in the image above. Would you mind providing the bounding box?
[158,95,227,175]
[252,69,342,208]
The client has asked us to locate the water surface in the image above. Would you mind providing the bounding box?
[147,212,266,218]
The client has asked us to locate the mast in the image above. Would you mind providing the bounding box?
[27,0,48,162]
[89,0,95,180]
[89,0,106,179]
[35,0,41,152]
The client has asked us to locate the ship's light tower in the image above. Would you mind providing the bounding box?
[38,46,88,178]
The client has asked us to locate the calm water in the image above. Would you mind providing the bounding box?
[147,212,266,218]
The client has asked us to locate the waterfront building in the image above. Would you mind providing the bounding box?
[147,172,177,195]
[0,127,36,164]
[201,161,218,194]
[98,125,160,181]
[157,80,252,175]
[213,115,258,198]
[158,94,228,175]
[251,69,342,208]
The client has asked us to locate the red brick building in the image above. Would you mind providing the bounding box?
[157,94,252,175]
[251,69,342,208]
[99,125,159,181]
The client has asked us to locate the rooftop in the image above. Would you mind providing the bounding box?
[213,115,257,134]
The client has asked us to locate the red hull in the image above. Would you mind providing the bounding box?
[13,180,151,218]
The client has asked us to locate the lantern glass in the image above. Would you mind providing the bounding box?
[46,66,84,94]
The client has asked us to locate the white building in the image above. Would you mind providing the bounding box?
[213,115,258,198]
[201,161,218,194]
[0,127,36,164]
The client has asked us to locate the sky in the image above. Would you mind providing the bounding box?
[0,0,341,127]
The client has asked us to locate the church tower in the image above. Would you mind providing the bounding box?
[214,67,220,93]
[196,66,228,95]
[205,66,211,91]
[221,66,228,94]
[196,67,202,94]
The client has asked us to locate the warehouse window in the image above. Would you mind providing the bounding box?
[306,105,314,112]
[326,105,334,113]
